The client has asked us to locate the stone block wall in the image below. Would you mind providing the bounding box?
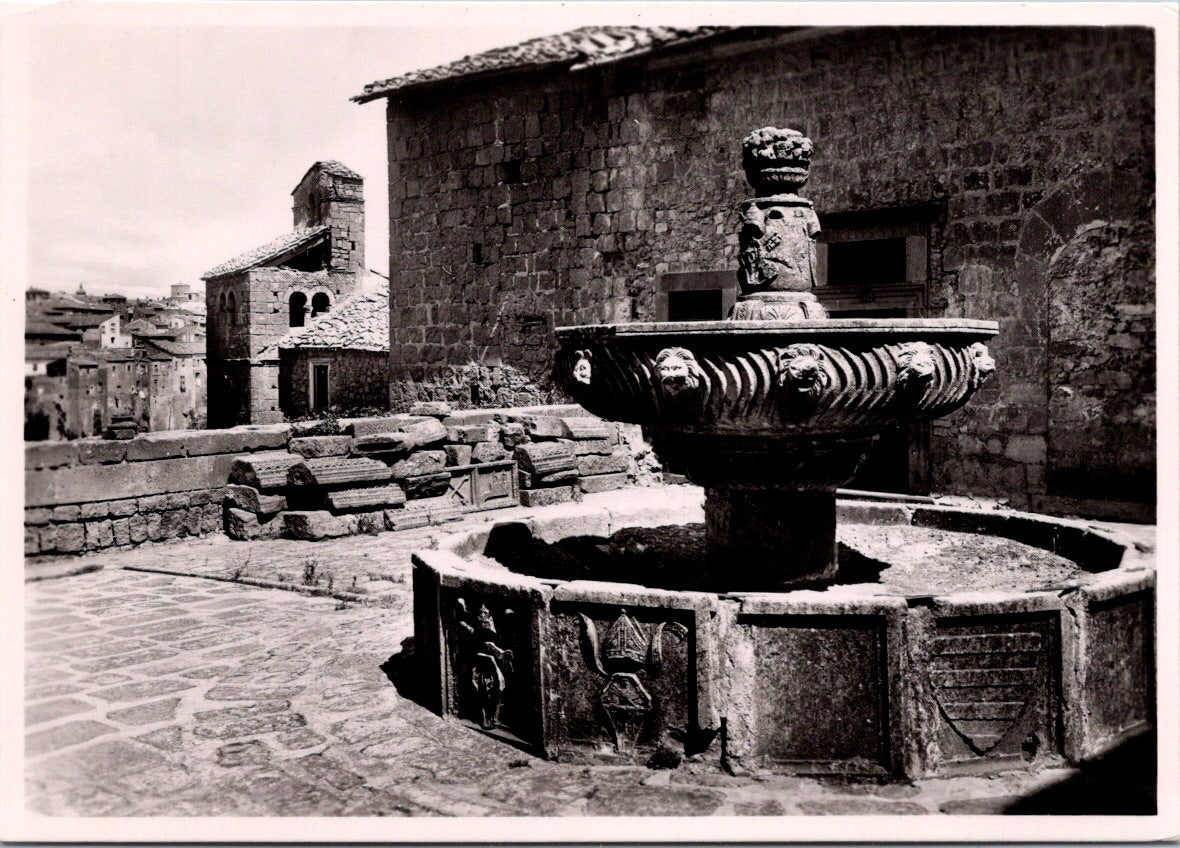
[383,26,1154,517]
[25,424,291,556]
[386,362,566,413]
[280,349,389,418]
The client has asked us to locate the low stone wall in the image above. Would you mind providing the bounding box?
[24,405,662,555]
[25,424,291,556]
[223,402,661,542]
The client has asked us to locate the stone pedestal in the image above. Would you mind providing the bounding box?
[704,487,837,590]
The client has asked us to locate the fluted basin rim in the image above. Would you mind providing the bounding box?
[557,318,999,337]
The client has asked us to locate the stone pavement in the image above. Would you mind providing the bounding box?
[23,497,1155,818]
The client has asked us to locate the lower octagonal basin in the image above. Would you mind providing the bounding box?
[411,493,1155,779]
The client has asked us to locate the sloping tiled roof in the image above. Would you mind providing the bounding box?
[58,312,117,330]
[202,225,328,280]
[25,320,80,338]
[25,345,70,361]
[277,287,388,353]
[354,26,728,102]
[143,338,205,357]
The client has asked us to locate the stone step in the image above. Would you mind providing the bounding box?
[403,471,451,499]
[562,417,614,441]
[514,441,576,475]
[225,484,288,515]
[229,451,306,490]
[351,432,416,455]
[519,467,578,489]
[325,484,406,512]
[288,456,391,488]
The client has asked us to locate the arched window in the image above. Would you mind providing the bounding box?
[227,291,237,327]
[289,292,307,327]
[311,292,330,318]
[218,292,226,314]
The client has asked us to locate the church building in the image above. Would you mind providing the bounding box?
[202,161,367,426]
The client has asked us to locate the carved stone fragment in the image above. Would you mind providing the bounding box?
[457,598,515,730]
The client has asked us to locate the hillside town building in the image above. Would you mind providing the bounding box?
[24,288,210,439]
[355,24,1155,519]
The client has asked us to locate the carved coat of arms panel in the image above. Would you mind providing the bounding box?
[930,613,1061,767]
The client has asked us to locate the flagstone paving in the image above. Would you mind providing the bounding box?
[23,495,1156,818]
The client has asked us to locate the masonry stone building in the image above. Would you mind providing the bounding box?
[274,286,390,418]
[203,161,366,427]
[355,25,1155,520]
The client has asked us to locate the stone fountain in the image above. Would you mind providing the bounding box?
[411,129,1154,779]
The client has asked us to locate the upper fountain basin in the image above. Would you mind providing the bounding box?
[555,318,999,436]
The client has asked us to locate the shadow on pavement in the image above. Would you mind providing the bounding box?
[1005,728,1156,815]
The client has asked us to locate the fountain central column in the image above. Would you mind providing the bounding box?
[694,127,849,590]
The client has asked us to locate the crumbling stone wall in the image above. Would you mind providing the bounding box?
[383,26,1154,516]
[281,349,389,417]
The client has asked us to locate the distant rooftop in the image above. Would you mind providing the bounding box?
[202,225,328,281]
[353,26,729,102]
[142,338,205,358]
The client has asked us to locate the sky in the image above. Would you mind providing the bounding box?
[3,2,1173,301]
[3,2,728,299]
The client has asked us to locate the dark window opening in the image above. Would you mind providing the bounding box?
[289,292,307,328]
[472,243,483,264]
[227,292,237,326]
[826,237,907,287]
[667,289,724,322]
[280,240,330,273]
[311,292,330,317]
[500,160,523,184]
[312,364,329,411]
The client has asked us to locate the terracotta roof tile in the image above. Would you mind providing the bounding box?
[276,287,388,353]
[144,339,205,357]
[202,225,328,280]
[354,26,728,102]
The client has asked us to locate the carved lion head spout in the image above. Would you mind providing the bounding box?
[778,344,829,398]
[968,342,996,389]
[655,347,702,395]
[572,350,593,386]
[896,342,938,395]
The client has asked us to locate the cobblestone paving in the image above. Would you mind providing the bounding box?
[24,500,1152,818]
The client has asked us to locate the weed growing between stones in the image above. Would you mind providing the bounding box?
[227,551,252,582]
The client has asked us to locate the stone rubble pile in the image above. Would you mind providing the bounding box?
[223,403,654,542]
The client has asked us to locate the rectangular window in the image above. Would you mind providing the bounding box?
[180,376,186,393]
[667,289,724,321]
[656,271,738,322]
[825,238,908,287]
